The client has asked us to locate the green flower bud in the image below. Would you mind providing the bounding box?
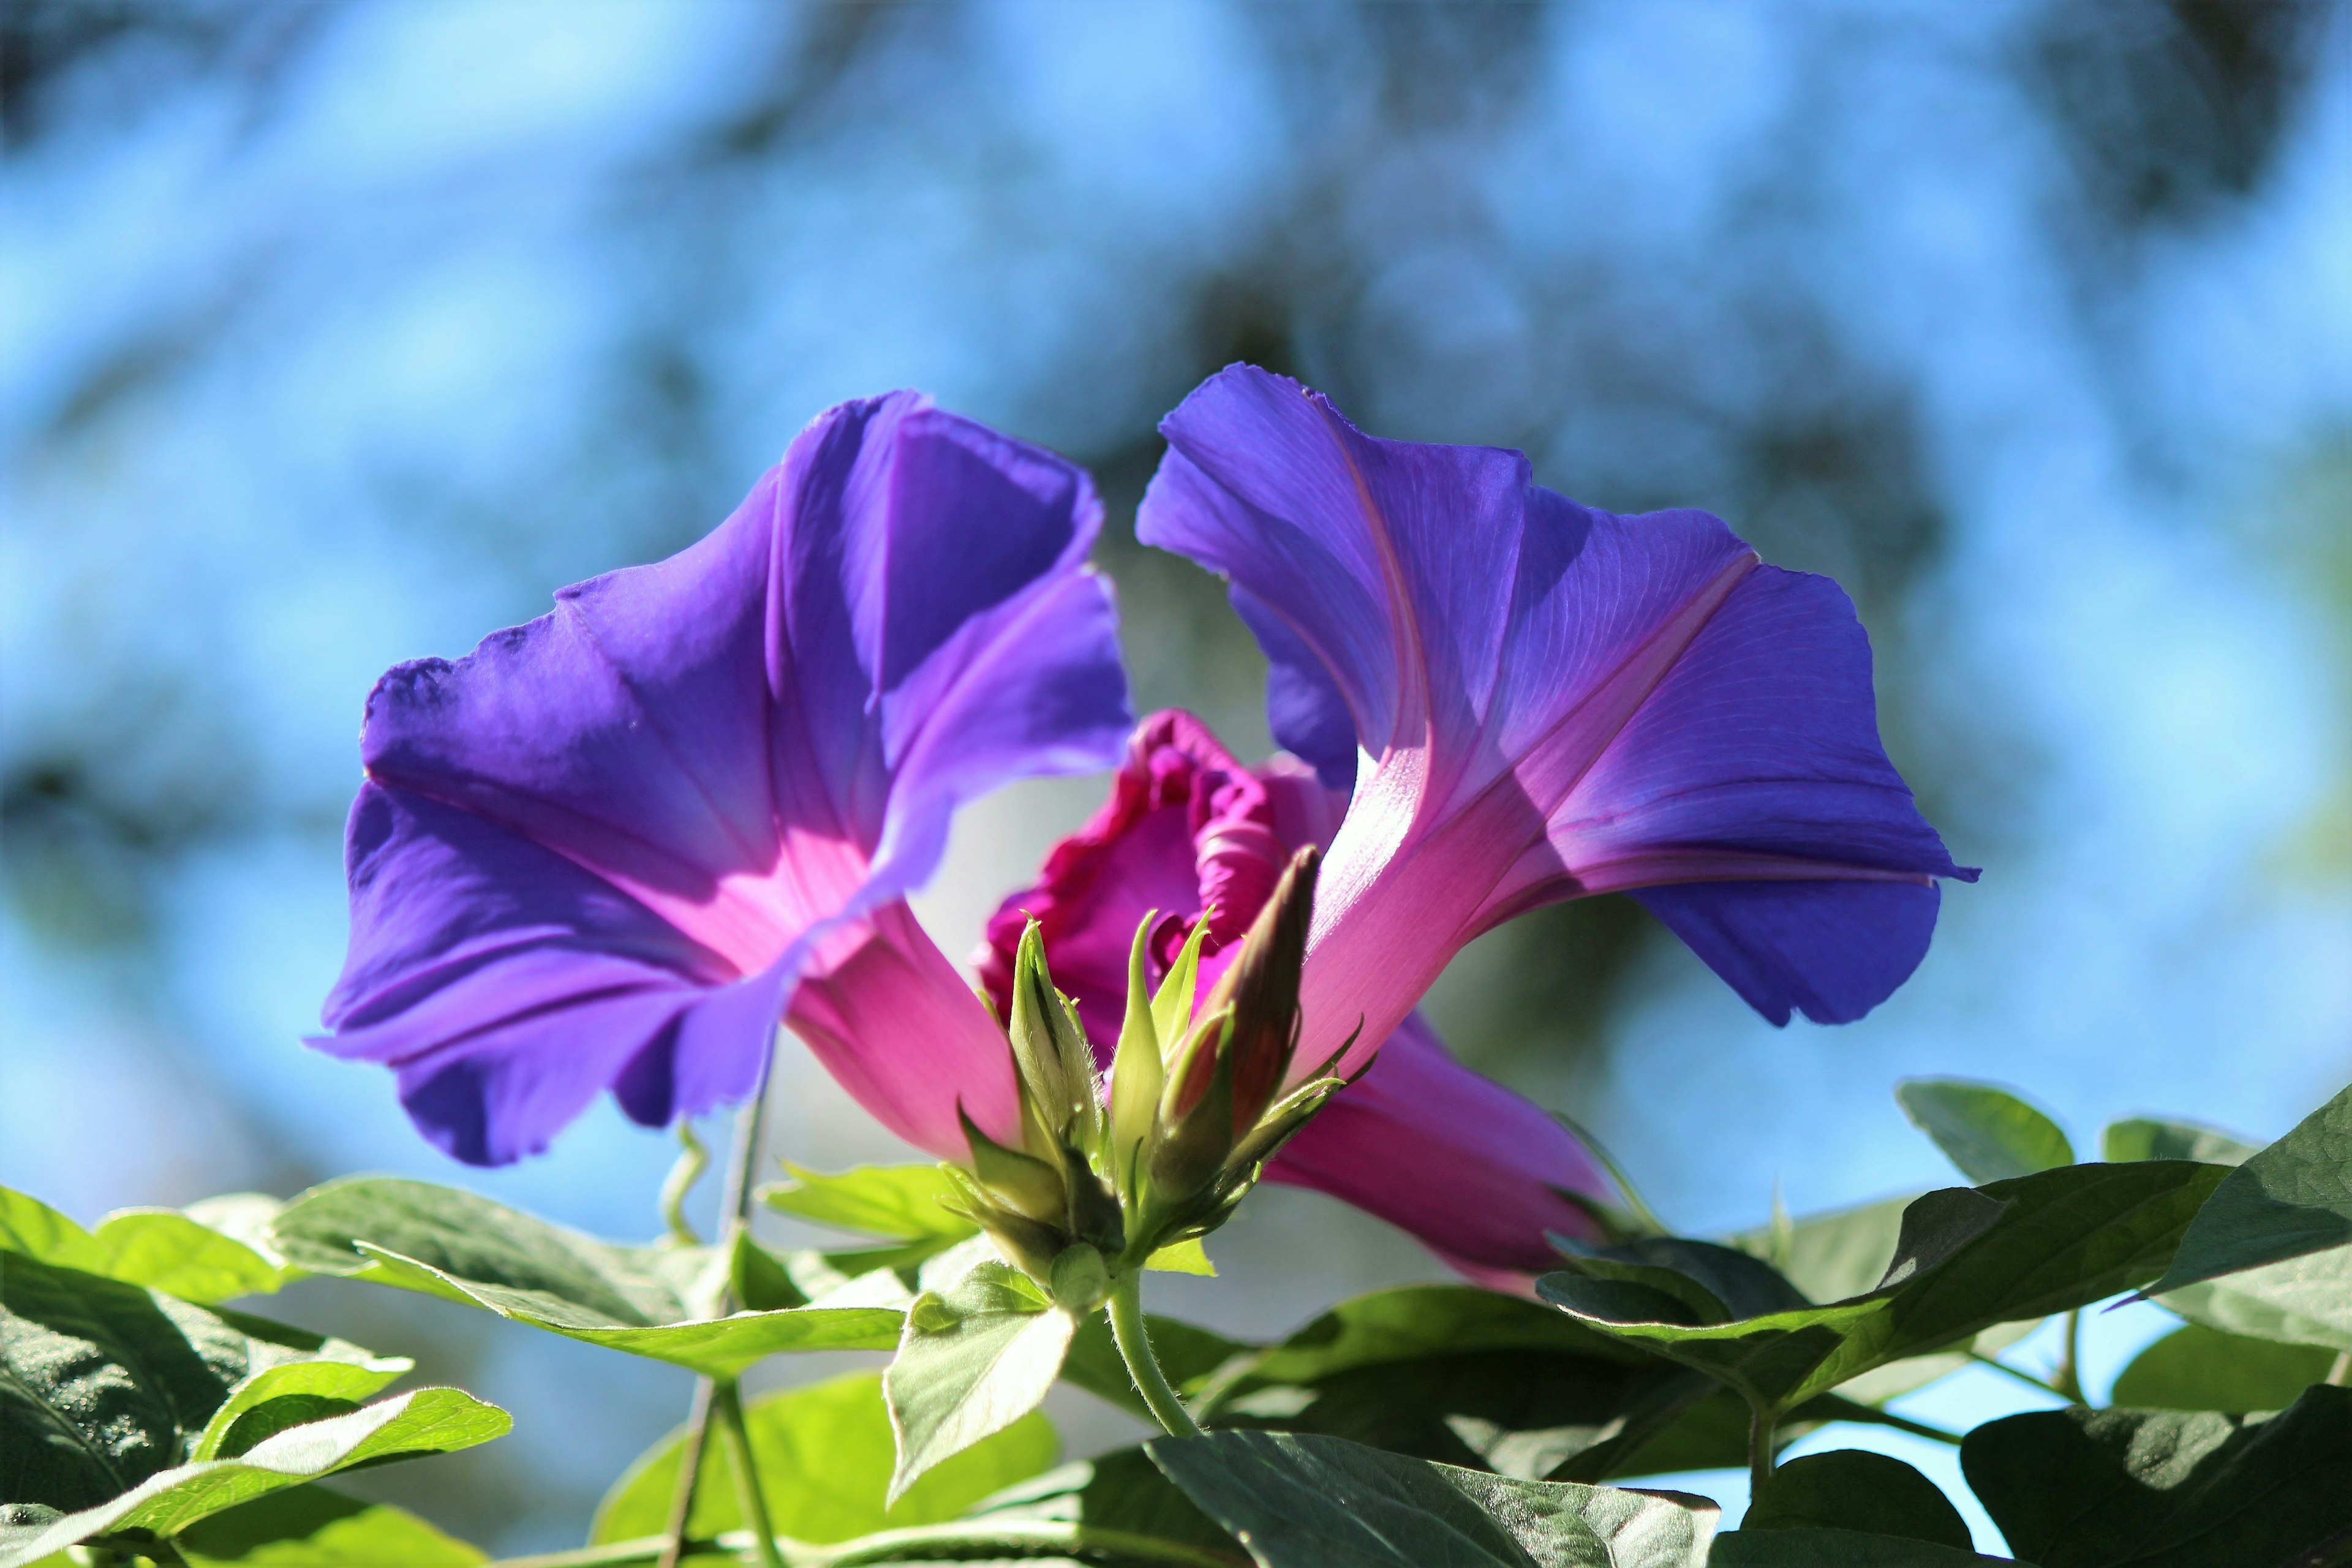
[1197,846,1318,1133]
[1047,1243,1110,1313]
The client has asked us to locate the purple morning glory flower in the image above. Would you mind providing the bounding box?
[1137,365,1977,1086]
[313,393,1131,1165]
[973,710,1616,1281]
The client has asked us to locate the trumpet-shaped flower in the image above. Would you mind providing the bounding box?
[1137,366,1977,1083]
[977,710,1616,1278]
[314,394,1130,1164]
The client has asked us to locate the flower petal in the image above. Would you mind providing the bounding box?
[318,395,1129,1162]
[1264,1012,1611,1279]
[1139,366,1968,1061]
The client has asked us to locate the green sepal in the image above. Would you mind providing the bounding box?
[957,1107,1068,1227]
[1150,915,1212,1051]
[1109,911,1166,1203]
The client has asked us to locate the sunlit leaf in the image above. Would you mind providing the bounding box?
[1961,1386,2352,1567]
[1147,1430,1717,1568]
[0,1186,288,1302]
[270,1177,903,1376]
[1147,1238,1216,1275]
[2156,1244,2352,1354]
[0,1388,507,1567]
[593,1370,1057,1547]
[1897,1079,2074,1185]
[173,1485,486,1566]
[884,1261,1074,1502]
[759,1163,976,1242]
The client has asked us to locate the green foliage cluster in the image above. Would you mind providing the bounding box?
[5,1076,2349,1566]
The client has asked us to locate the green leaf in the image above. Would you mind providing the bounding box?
[194,1359,415,1461]
[270,1177,903,1376]
[1744,1450,1972,1549]
[1711,1529,2018,1565]
[1147,1430,1717,1567]
[0,1388,508,1566]
[1554,1238,1811,1324]
[0,1186,288,1302]
[1961,1386,2352,1568]
[760,1163,978,1242]
[2101,1118,2258,1167]
[2145,1080,2352,1297]
[2108,1322,2340,1412]
[1148,1238,1217,1275]
[2156,1244,2352,1353]
[593,1370,1057,1547]
[173,1486,486,1566]
[885,1261,1074,1502]
[1,1251,401,1516]
[967,1446,1245,1562]
[1539,1164,2226,1417]
[1897,1080,2075,1184]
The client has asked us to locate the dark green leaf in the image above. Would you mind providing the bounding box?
[269,1178,904,1376]
[1897,1080,2074,1185]
[759,1163,976,1242]
[1555,1238,1812,1325]
[1147,1430,1717,1567]
[1711,1529,2019,1565]
[594,1370,1055,1545]
[884,1261,1074,1501]
[1962,1385,2352,1568]
[1538,1164,2224,1416]
[173,1485,486,1566]
[1,1251,398,1515]
[2110,1323,2339,1411]
[968,1446,1245,1562]
[2146,1082,2352,1297]
[2101,1119,2258,1167]
[1745,1450,1972,1548]
[1218,1284,1654,1393]
[0,1387,507,1566]
[0,1187,288,1303]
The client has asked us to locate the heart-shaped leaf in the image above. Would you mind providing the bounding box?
[172,1485,486,1566]
[1146,1430,1717,1567]
[1744,1449,1972,1548]
[2109,1322,2339,1412]
[1538,1163,2225,1417]
[0,1186,288,1302]
[593,1370,1057,1547]
[2144,1080,2352,1298]
[885,1261,1074,1502]
[1898,1080,2074,1185]
[760,1163,976,1242]
[0,1387,508,1566]
[270,1178,903,1376]
[1,1251,399,1518]
[1961,1386,2352,1568]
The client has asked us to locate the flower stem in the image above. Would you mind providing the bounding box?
[2052,1308,2085,1404]
[653,1376,715,1568]
[1967,1348,2070,1399]
[661,1119,712,1247]
[714,1379,787,1568]
[1747,1402,1777,1499]
[1107,1270,1204,1438]
[2328,1350,2350,1387]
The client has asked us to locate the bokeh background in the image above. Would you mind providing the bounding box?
[4,0,2346,1551]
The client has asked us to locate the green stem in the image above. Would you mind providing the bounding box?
[1968,1348,2070,1400]
[1808,1395,1964,1446]
[1747,1402,1777,1498]
[2052,1308,2085,1404]
[488,1520,1244,1568]
[714,1379,787,1568]
[654,1376,716,1568]
[2328,1350,2351,1388]
[1107,1270,1205,1438]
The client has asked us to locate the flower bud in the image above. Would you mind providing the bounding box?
[1197,846,1318,1134]
[1048,1243,1110,1313]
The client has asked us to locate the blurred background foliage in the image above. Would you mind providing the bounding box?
[2,0,2346,1550]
